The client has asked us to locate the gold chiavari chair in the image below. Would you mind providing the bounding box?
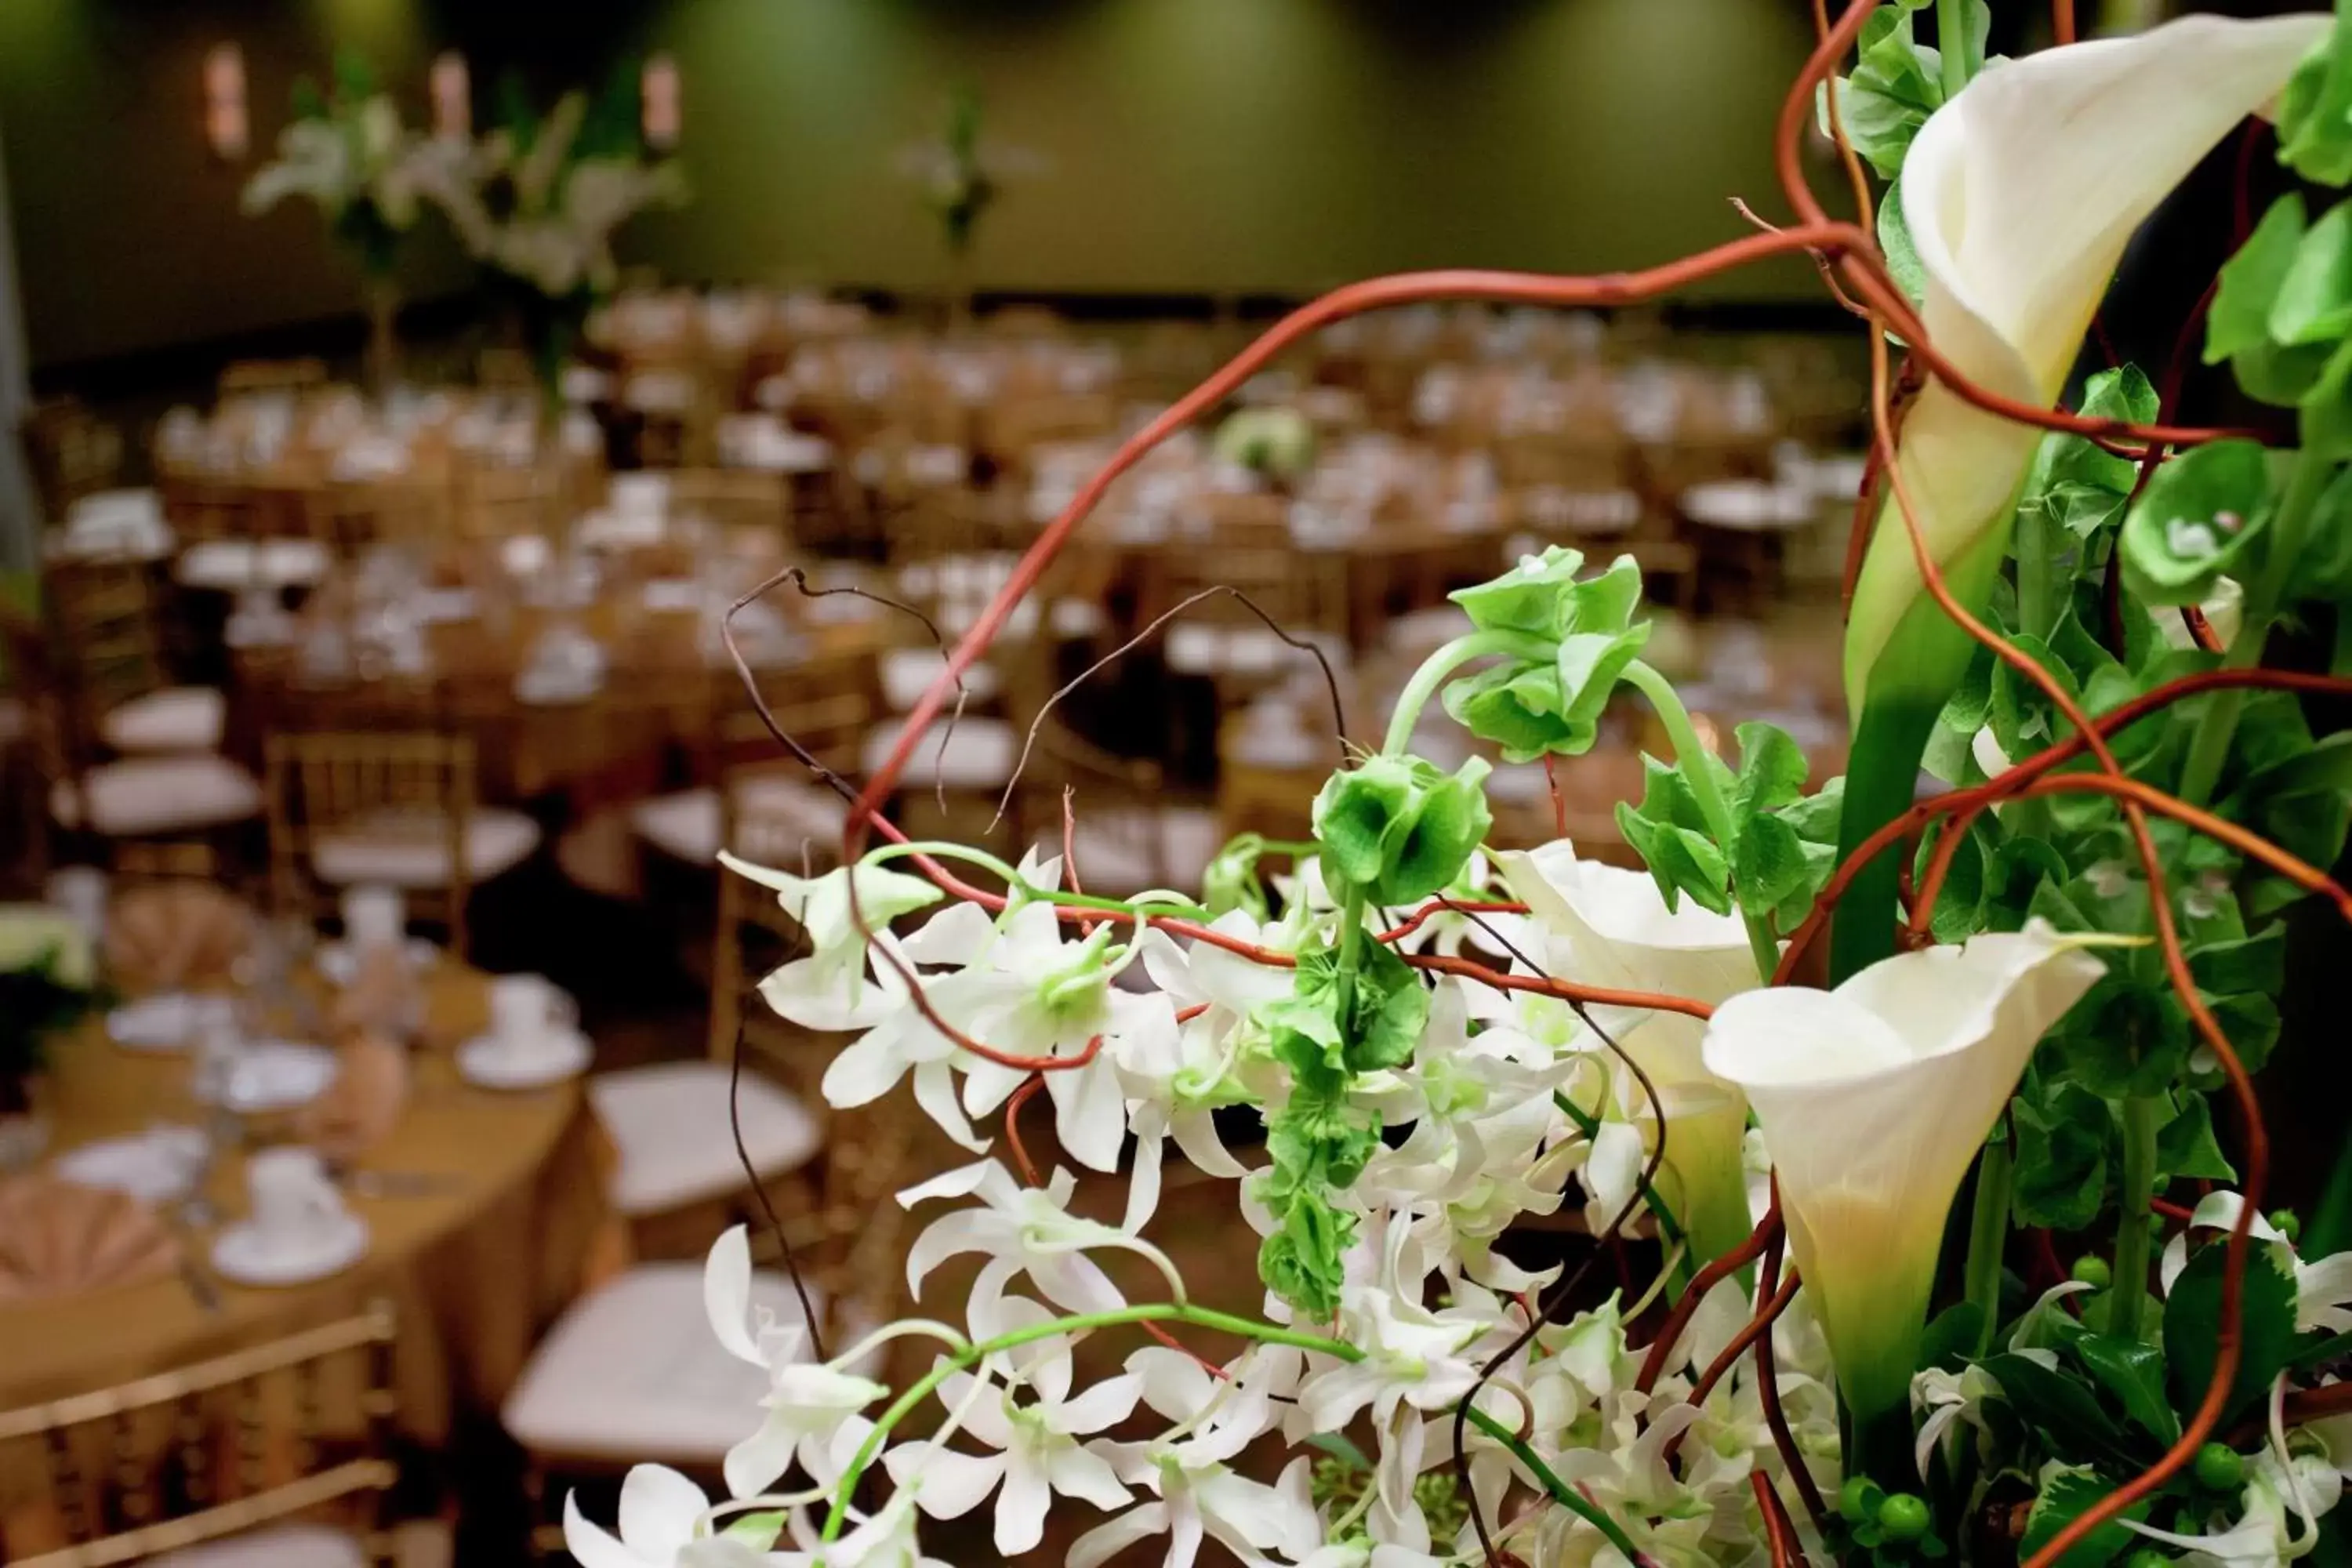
[0,1300,398,1568]
[665,467,790,550]
[1017,715,1218,901]
[216,360,328,400]
[20,397,124,523]
[42,561,187,743]
[158,477,274,547]
[300,478,450,559]
[451,464,559,543]
[265,731,540,960]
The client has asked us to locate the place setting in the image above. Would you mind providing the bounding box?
[456,974,591,1091]
[207,1144,370,1288]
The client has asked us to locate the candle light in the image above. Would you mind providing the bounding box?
[641,53,680,152]
[430,51,471,140]
[204,43,248,161]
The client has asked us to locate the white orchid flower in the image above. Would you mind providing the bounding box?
[1071,1452,1320,1568]
[916,898,1164,1173]
[563,1465,770,1568]
[1911,1362,2006,1483]
[1498,840,1763,1265]
[2161,1191,2352,1334]
[1295,1284,1487,1434]
[702,1226,890,1499]
[899,1158,1178,1322]
[880,1299,1137,1555]
[2117,1446,2343,1568]
[721,852,942,989]
[1843,12,2328,724]
[1701,920,2103,1436]
[775,1481,953,1568]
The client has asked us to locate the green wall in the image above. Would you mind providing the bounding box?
[0,0,1828,372]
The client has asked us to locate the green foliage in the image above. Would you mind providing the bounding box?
[1613,725,1838,931]
[2279,1,2352,188]
[1442,550,1651,763]
[2011,1076,2114,1231]
[1816,2,1989,179]
[2020,1465,2151,1568]
[2164,1236,2301,1424]
[1312,753,1494,906]
[2117,441,2274,607]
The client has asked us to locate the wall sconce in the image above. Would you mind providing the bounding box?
[430,51,471,140]
[641,53,681,153]
[204,42,248,162]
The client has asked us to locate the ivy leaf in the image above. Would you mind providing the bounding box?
[2067,1336,2180,1447]
[2165,1236,2301,1423]
[2155,1091,2237,1185]
[2019,1464,2151,1568]
[1978,1355,2133,1466]
[2011,1079,2114,1232]
[2117,439,2274,607]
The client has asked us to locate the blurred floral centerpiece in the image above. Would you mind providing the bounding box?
[240,53,430,387]
[896,86,1040,323]
[413,73,688,404]
[0,907,96,1167]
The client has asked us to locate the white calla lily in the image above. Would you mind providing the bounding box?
[1844,11,2328,718]
[1700,920,2103,1436]
[1497,840,1763,1265]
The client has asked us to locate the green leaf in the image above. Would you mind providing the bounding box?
[2238,338,2338,408]
[1733,721,1810,822]
[2309,335,2352,463]
[2068,1335,2180,1446]
[1447,544,1591,639]
[1307,1432,1373,1471]
[2058,978,2190,1099]
[1878,176,1926,310]
[2117,439,2274,606]
[1919,1301,1985,1374]
[2221,731,2352,882]
[1345,938,1429,1073]
[2164,1235,2300,1423]
[2280,11,2352,189]
[2019,1464,2151,1568]
[1821,9,1947,179]
[2155,1091,2237,1185]
[2012,1080,2114,1232]
[1733,814,1813,924]
[1258,1187,1355,1318]
[1616,797,1732,916]
[1979,1353,2133,1464]
[2212,194,2311,363]
[2274,200,2352,347]
[2187,926,2285,998]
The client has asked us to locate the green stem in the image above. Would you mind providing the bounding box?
[1554,1090,1688,1260]
[2107,1094,2160,1341]
[1962,1136,2013,1356]
[822,1303,1359,1543]
[2177,447,2332,808]
[1382,629,1557,757]
[1936,0,1972,100]
[1621,659,1781,982]
[1463,1404,1650,1565]
[2014,506,2058,642]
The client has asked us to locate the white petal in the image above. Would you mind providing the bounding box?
[1034,1250,1127,1316]
[617,1464,706,1558]
[822,1032,909,1109]
[906,1209,1000,1301]
[995,1443,1052,1555]
[1170,1109,1245,1179]
[724,1409,801,1501]
[1131,1345,1216,1422]
[1049,1056,1129,1173]
[913,1060,990,1152]
[1051,1442,1135,1511]
[702,1225,762,1366]
[904,900,998,966]
[1070,1504,1170,1568]
[893,1444,1004,1519]
[1056,1371,1144,1435]
[561,1494,641,1568]
[898,1158,996,1208]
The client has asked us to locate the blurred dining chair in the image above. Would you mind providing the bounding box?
[0,1299,399,1568]
[629,688,866,875]
[264,731,539,960]
[44,558,227,757]
[8,610,261,881]
[501,1091,909,1559]
[451,464,559,543]
[20,397,123,524]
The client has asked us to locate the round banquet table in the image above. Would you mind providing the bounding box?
[0,963,623,1555]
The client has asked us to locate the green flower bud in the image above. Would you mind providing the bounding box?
[1312,753,1493,906]
[2194,1443,2245,1492]
[2071,1255,2113,1290]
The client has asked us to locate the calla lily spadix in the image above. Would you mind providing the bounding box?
[1496,841,1763,1271]
[1700,920,2103,1468]
[1831,12,2326,982]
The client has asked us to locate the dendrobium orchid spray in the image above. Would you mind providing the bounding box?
[572,4,2352,1564]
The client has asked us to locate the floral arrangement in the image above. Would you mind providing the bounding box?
[569,5,2352,1567]
[0,906,96,1112]
[898,88,1007,262]
[406,74,686,390]
[239,53,427,282]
